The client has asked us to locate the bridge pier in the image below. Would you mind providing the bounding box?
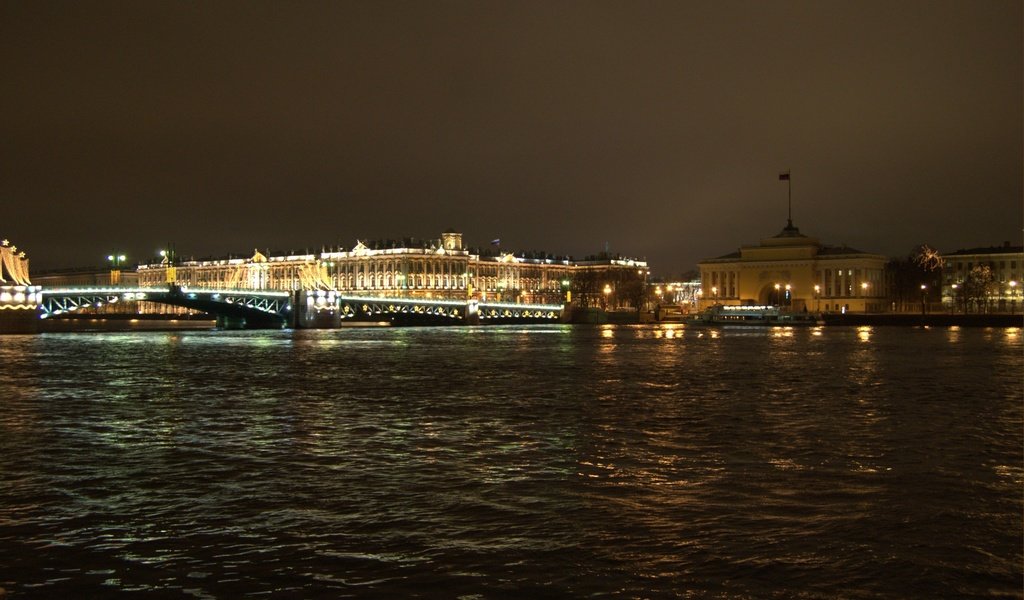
[0,285,40,334]
[216,315,249,330]
[0,309,38,334]
[290,290,342,329]
[465,300,480,325]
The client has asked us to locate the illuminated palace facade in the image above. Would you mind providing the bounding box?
[137,231,648,307]
[698,221,887,313]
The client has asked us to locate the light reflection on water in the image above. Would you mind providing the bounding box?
[0,324,1020,598]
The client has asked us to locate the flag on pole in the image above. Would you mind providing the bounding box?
[490,238,501,246]
[779,172,790,181]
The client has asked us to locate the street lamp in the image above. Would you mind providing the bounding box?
[773,283,781,306]
[603,283,612,310]
[1009,280,1017,315]
[920,284,928,315]
[107,253,127,285]
[813,284,821,312]
[159,245,177,285]
[711,286,718,303]
[950,283,958,314]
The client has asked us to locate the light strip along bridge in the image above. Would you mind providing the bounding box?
[38,285,564,329]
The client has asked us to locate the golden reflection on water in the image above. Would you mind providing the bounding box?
[1006,327,1019,340]
[857,326,872,342]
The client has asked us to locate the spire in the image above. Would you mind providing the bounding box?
[779,171,792,229]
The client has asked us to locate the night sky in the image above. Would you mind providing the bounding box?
[2,1,1021,276]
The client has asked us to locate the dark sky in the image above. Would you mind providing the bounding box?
[2,1,1021,276]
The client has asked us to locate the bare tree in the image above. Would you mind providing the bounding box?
[914,244,944,272]
[962,264,995,313]
[964,265,996,313]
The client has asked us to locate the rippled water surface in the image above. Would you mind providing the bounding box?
[1,324,1021,598]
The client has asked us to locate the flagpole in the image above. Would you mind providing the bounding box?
[788,171,792,227]
[779,170,792,227]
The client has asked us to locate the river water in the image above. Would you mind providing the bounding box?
[0,324,1021,598]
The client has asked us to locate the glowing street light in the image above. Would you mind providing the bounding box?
[813,284,821,312]
[1009,280,1018,315]
[107,252,127,285]
[920,284,928,315]
[159,245,177,284]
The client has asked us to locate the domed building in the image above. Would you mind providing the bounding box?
[697,220,887,313]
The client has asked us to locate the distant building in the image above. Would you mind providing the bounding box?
[32,267,194,315]
[697,221,887,313]
[941,242,1023,312]
[137,231,648,309]
[32,267,139,288]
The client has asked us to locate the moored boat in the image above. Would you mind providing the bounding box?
[689,304,823,327]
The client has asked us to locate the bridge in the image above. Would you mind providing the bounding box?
[37,285,564,328]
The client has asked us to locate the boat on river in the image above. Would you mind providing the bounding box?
[689,304,823,327]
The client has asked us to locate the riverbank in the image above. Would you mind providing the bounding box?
[822,313,1023,327]
[39,314,216,332]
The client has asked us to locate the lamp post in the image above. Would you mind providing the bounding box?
[813,284,821,312]
[603,283,612,310]
[784,284,791,307]
[107,253,127,285]
[711,286,718,304]
[773,283,781,306]
[1009,280,1017,315]
[920,284,927,315]
[159,245,177,285]
[950,283,958,315]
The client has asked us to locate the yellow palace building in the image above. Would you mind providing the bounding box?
[698,220,887,313]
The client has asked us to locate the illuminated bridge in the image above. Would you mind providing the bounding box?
[37,285,564,329]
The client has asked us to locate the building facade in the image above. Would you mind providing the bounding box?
[941,242,1023,313]
[137,231,648,308]
[0,238,40,332]
[698,221,887,313]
